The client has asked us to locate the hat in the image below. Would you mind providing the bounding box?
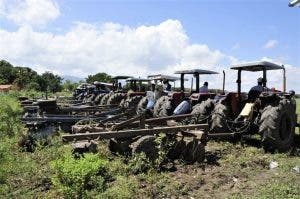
[257,77,263,83]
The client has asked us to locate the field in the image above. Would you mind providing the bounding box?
[0,94,299,198]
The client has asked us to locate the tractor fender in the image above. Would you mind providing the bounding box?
[174,100,190,115]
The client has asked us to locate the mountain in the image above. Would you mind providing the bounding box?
[62,75,84,83]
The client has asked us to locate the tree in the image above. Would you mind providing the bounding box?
[63,80,78,91]
[86,73,112,84]
[12,67,40,89]
[40,72,63,93]
[0,60,15,84]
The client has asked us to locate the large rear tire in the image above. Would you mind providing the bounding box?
[99,93,111,105]
[259,99,296,152]
[136,97,148,115]
[121,95,143,109]
[107,93,124,105]
[210,103,229,133]
[94,93,106,105]
[153,96,169,117]
[191,99,215,124]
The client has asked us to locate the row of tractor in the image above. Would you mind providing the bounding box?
[19,61,298,162]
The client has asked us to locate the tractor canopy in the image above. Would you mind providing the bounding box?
[230,61,286,94]
[148,74,181,82]
[230,61,284,71]
[174,69,219,75]
[174,69,219,93]
[125,77,151,82]
[112,75,132,80]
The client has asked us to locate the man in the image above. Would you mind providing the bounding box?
[163,79,171,92]
[199,82,209,93]
[239,77,265,121]
[249,77,264,93]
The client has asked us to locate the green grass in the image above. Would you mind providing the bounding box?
[296,98,300,114]
[0,93,299,198]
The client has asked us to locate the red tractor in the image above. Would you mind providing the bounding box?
[136,74,182,117]
[195,61,296,152]
[153,69,219,117]
[98,76,132,105]
[104,77,152,109]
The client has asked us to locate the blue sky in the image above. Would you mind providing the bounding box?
[43,0,300,66]
[0,0,299,91]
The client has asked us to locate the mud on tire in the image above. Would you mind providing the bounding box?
[99,93,111,105]
[136,97,148,115]
[153,96,171,117]
[120,95,143,109]
[259,98,296,152]
[210,103,229,133]
[191,99,215,124]
[107,93,124,105]
[94,93,106,105]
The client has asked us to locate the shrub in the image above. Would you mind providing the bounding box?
[0,95,23,137]
[128,152,152,174]
[99,176,139,199]
[50,153,108,198]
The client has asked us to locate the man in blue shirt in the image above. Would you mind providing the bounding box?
[199,82,209,93]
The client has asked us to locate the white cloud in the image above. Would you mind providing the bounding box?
[0,19,299,93]
[1,0,60,26]
[263,39,278,49]
[0,20,226,77]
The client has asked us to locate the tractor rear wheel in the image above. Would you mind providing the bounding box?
[259,99,296,152]
[158,100,172,117]
[153,96,169,117]
[99,93,111,105]
[210,103,229,133]
[107,93,124,105]
[121,95,143,109]
[136,96,148,115]
[94,93,106,105]
[191,99,215,124]
[132,135,158,161]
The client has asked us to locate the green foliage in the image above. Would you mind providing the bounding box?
[0,95,23,137]
[296,98,300,114]
[99,176,139,199]
[63,80,79,91]
[128,152,152,174]
[86,72,112,84]
[154,133,175,167]
[40,72,63,93]
[257,178,300,199]
[51,153,108,198]
[0,60,63,92]
[0,60,15,84]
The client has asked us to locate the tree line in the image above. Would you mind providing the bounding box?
[0,60,113,93]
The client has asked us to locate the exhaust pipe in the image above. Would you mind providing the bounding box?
[283,66,286,93]
[222,70,226,94]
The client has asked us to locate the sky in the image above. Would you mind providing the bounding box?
[0,0,299,92]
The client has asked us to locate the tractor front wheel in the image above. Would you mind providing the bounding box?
[259,99,295,152]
